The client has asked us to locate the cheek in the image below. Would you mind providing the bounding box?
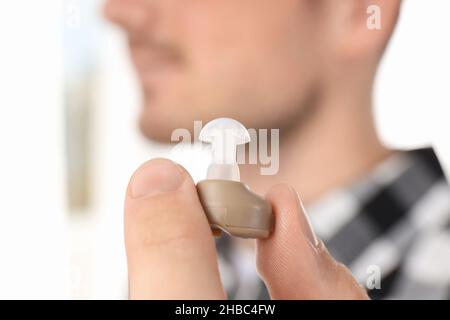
[163,0,320,129]
[182,7,317,122]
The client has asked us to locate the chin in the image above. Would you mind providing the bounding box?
[138,106,197,144]
[139,115,174,143]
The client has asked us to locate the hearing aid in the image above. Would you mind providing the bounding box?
[196,118,274,239]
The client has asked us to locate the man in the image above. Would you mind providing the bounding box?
[104,0,450,299]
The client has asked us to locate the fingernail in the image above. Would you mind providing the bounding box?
[130,159,184,199]
[290,186,319,248]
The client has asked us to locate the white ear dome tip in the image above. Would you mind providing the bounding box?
[199,118,251,181]
[199,118,251,144]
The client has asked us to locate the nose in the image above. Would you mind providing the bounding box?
[103,0,154,33]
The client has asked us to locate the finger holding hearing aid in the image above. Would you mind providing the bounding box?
[256,184,369,300]
[124,158,226,299]
[124,158,368,300]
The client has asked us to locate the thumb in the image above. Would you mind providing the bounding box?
[124,158,226,299]
[256,184,368,300]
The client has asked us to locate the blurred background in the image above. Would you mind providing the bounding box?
[0,0,449,299]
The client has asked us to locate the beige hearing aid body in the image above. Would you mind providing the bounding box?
[197,180,273,238]
[196,118,274,239]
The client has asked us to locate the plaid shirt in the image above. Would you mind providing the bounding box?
[216,148,450,299]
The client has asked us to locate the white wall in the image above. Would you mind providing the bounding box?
[0,1,69,299]
[375,0,450,178]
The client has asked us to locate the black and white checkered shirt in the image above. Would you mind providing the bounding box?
[216,148,450,299]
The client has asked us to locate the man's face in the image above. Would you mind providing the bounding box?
[105,0,324,141]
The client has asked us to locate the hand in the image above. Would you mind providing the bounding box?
[124,159,369,299]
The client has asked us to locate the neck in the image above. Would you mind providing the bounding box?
[240,85,393,205]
